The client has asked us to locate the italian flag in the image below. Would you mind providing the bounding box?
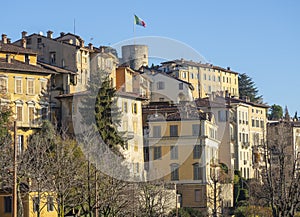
[134,15,146,27]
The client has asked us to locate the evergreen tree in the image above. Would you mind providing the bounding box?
[284,106,290,121]
[268,104,283,120]
[238,73,263,103]
[80,70,124,155]
[293,111,298,121]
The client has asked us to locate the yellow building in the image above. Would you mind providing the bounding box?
[0,34,54,150]
[159,59,239,99]
[146,103,229,214]
[227,97,268,179]
[0,190,57,217]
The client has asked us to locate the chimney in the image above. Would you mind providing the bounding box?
[6,54,11,63]
[1,34,7,44]
[7,38,11,44]
[21,38,26,48]
[60,32,65,37]
[100,46,105,53]
[79,39,84,47]
[21,31,27,39]
[47,30,53,39]
[227,66,230,71]
[88,43,93,50]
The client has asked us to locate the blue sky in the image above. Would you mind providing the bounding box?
[1,0,300,115]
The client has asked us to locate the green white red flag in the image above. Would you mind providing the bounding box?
[134,15,146,27]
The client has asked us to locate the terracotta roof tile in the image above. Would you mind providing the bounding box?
[0,41,37,55]
[0,58,54,74]
[38,62,76,74]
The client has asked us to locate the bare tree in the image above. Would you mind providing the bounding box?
[261,121,300,217]
[136,180,175,217]
[208,163,232,217]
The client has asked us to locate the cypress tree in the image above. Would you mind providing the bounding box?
[80,70,124,155]
[238,73,263,103]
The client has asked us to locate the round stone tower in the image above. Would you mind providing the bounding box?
[121,45,148,70]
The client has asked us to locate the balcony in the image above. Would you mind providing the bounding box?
[121,131,134,140]
[16,121,42,129]
[242,142,250,149]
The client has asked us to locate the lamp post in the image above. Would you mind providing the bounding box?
[13,120,17,217]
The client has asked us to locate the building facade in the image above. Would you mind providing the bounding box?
[146,104,230,214]
[0,34,53,150]
[159,59,239,99]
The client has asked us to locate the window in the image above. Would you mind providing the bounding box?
[123,102,128,113]
[0,77,8,93]
[153,126,161,138]
[170,125,178,137]
[25,54,30,63]
[256,120,259,128]
[193,145,202,159]
[29,107,35,124]
[170,146,178,159]
[179,83,183,90]
[191,73,194,79]
[15,77,22,94]
[83,57,87,64]
[4,196,12,213]
[159,97,164,102]
[252,119,255,127]
[170,163,179,180]
[154,146,161,160]
[218,110,228,122]
[132,103,137,114]
[50,52,56,64]
[193,163,203,180]
[16,106,23,122]
[204,74,206,80]
[47,196,54,212]
[40,79,47,93]
[157,81,165,90]
[195,189,201,202]
[192,124,200,136]
[260,120,264,128]
[41,107,48,120]
[33,197,39,213]
[37,38,42,43]
[209,128,215,139]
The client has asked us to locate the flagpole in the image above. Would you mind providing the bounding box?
[133,15,136,45]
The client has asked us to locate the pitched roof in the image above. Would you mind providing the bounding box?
[139,66,194,90]
[161,59,239,75]
[0,58,54,74]
[228,97,269,108]
[38,62,77,75]
[0,41,37,55]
